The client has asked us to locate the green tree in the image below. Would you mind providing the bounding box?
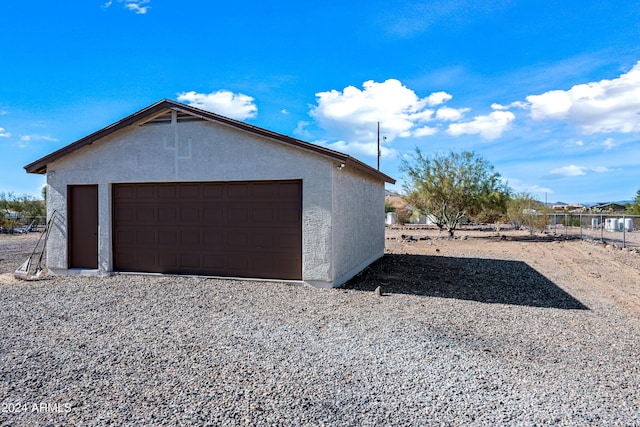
[0,192,46,230]
[507,192,549,233]
[402,149,510,236]
[630,189,640,215]
[506,192,538,231]
[384,200,395,213]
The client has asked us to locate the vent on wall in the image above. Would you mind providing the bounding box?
[140,110,206,126]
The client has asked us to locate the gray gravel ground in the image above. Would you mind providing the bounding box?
[1,235,639,425]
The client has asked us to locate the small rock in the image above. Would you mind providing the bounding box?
[374,286,382,297]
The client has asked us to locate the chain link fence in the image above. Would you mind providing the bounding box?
[389,212,640,249]
[523,213,640,249]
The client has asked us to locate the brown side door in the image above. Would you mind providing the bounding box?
[68,185,98,269]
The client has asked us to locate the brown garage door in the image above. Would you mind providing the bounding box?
[112,180,302,280]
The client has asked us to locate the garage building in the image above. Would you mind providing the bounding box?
[25,99,395,288]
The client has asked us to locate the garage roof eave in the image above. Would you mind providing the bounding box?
[23,99,396,184]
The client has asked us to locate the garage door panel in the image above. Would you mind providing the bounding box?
[228,253,249,271]
[180,230,201,246]
[228,231,249,248]
[180,185,201,199]
[203,254,225,270]
[136,186,156,199]
[115,185,137,199]
[203,230,225,246]
[228,184,249,198]
[136,207,155,222]
[158,207,177,223]
[115,229,135,245]
[180,206,200,222]
[228,207,249,223]
[253,232,274,248]
[278,182,302,197]
[114,251,135,267]
[253,207,275,223]
[253,183,275,198]
[158,185,177,198]
[134,251,156,269]
[158,230,178,246]
[279,232,302,249]
[180,254,201,269]
[279,206,301,222]
[136,229,156,245]
[113,180,301,280]
[203,206,224,222]
[114,206,136,223]
[203,185,224,200]
[159,253,178,269]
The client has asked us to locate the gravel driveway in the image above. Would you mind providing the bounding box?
[1,233,639,426]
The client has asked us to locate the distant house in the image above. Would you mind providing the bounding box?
[588,202,627,213]
[552,202,584,212]
[24,99,395,288]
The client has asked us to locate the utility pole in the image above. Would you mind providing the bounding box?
[377,121,381,171]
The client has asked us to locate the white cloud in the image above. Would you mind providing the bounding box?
[563,139,584,147]
[435,106,469,121]
[177,90,258,120]
[17,134,58,145]
[507,178,554,196]
[446,110,515,140]
[104,0,150,14]
[309,79,458,156]
[550,165,587,177]
[550,164,616,177]
[294,121,311,139]
[308,78,526,158]
[0,127,9,138]
[527,90,573,120]
[602,137,619,151]
[526,61,640,134]
[426,91,453,106]
[492,101,528,110]
[413,126,438,137]
[280,109,289,115]
[591,166,613,173]
[320,140,397,159]
[122,0,150,14]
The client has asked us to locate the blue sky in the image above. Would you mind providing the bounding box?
[2,1,640,204]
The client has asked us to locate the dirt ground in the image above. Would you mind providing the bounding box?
[345,226,640,318]
[2,228,640,317]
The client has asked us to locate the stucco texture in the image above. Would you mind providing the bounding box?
[43,110,386,287]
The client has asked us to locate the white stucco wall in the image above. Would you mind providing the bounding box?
[44,112,386,287]
[330,165,386,287]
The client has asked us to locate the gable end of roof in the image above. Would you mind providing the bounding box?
[24,99,395,184]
